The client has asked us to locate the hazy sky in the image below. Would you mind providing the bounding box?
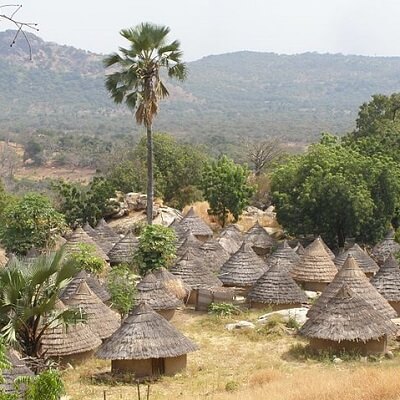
[4,0,400,61]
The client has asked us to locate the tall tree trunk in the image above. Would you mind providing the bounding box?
[146,124,154,225]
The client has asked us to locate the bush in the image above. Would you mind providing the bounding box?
[69,243,105,275]
[24,369,65,400]
[208,302,241,317]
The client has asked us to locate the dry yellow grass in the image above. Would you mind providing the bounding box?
[63,309,400,400]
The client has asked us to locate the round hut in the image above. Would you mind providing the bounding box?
[153,267,190,301]
[83,221,112,255]
[96,302,199,378]
[60,270,111,303]
[247,263,308,310]
[178,207,213,242]
[94,218,120,253]
[136,273,183,320]
[176,232,203,259]
[300,284,398,355]
[217,225,243,255]
[307,255,397,319]
[170,248,222,304]
[108,232,138,266]
[199,238,231,274]
[39,300,102,363]
[64,227,109,263]
[371,255,400,316]
[290,237,337,291]
[63,281,120,340]
[218,242,266,293]
[294,242,305,256]
[372,228,400,265]
[2,350,33,397]
[334,243,379,277]
[266,240,300,272]
[244,221,275,257]
[317,236,335,260]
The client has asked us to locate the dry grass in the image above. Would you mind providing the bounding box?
[63,308,400,400]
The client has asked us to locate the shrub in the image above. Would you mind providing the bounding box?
[68,243,105,275]
[24,369,65,400]
[208,302,241,317]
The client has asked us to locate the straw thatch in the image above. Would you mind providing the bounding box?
[60,270,111,303]
[372,229,400,265]
[83,222,112,254]
[136,273,183,311]
[244,221,275,254]
[371,255,400,302]
[0,248,8,268]
[290,237,337,284]
[307,255,397,319]
[199,238,231,274]
[218,242,267,288]
[178,207,213,238]
[96,302,199,360]
[317,236,335,260]
[108,232,138,265]
[266,240,300,271]
[64,227,109,262]
[176,232,203,259]
[334,243,379,275]
[248,263,308,305]
[300,284,397,342]
[170,249,222,290]
[63,281,120,340]
[2,350,33,395]
[294,242,305,256]
[217,225,243,254]
[152,267,190,300]
[94,218,120,252]
[40,300,102,358]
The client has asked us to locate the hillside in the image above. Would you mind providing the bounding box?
[2,30,400,144]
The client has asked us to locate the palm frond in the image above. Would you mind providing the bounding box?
[168,63,187,80]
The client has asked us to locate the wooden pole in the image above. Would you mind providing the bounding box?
[147,384,150,400]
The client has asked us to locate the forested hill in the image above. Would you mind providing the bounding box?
[2,30,400,144]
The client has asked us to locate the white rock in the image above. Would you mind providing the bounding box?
[333,357,343,364]
[258,307,309,326]
[225,321,256,331]
[304,290,320,300]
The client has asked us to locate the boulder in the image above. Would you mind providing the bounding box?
[258,307,309,327]
[225,321,256,331]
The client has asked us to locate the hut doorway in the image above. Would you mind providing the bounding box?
[152,358,165,375]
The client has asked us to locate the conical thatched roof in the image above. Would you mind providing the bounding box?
[63,281,120,340]
[136,273,183,311]
[266,240,300,271]
[2,350,33,395]
[290,237,337,283]
[217,225,243,255]
[152,267,190,300]
[178,207,213,237]
[170,249,222,290]
[199,238,231,274]
[60,270,111,303]
[334,243,379,275]
[219,242,267,287]
[317,236,335,260]
[40,300,102,357]
[244,221,275,251]
[94,218,120,252]
[248,263,308,305]
[173,226,192,249]
[372,229,400,265]
[176,232,203,259]
[64,227,109,262]
[307,255,397,319]
[294,242,305,256]
[300,285,398,342]
[371,256,400,302]
[108,232,138,265]
[83,222,112,254]
[96,302,199,360]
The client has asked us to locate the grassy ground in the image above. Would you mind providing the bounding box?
[63,308,400,400]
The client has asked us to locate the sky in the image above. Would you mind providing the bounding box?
[3,0,400,61]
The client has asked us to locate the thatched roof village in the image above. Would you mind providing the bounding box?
[372,229,400,265]
[244,221,275,256]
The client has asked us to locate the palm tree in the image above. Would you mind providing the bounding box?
[0,249,84,358]
[104,23,187,224]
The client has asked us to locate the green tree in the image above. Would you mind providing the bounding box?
[104,23,187,224]
[0,193,66,255]
[0,249,83,358]
[106,265,137,320]
[134,225,176,275]
[24,369,65,400]
[201,155,255,226]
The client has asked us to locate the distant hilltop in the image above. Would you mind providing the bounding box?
[1,30,400,143]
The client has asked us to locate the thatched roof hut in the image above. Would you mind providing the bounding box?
[136,273,183,320]
[317,236,335,260]
[152,267,190,301]
[96,302,199,377]
[176,232,203,259]
[60,270,111,303]
[290,237,337,291]
[218,242,266,289]
[307,255,397,319]
[64,227,109,262]
[334,243,379,277]
[266,240,300,272]
[294,242,305,256]
[248,263,308,310]
[83,222,112,254]
[178,207,213,241]
[40,300,102,361]
[94,218,120,252]
[217,225,243,255]
[244,221,275,256]
[371,255,400,315]
[300,285,398,355]
[108,232,138,265]
[199,238,231,274]
[63,281,120,340]
[372,229,400,265]
[1,350,33,396]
